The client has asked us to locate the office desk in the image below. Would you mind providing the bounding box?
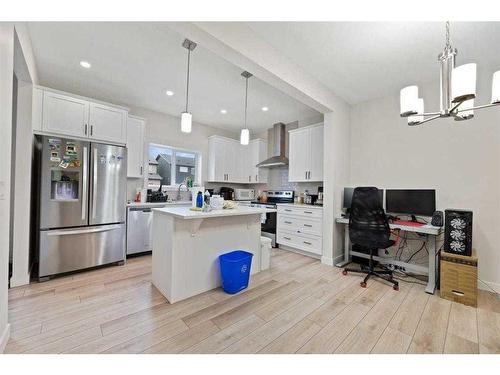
[335,217,443,294]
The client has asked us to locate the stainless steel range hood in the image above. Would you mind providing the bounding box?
[256,122,288,168]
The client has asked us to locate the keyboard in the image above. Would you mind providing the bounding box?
[391,220,425,227]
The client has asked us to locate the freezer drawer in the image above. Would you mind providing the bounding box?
[127,207,153,255]
[39,224,126,278]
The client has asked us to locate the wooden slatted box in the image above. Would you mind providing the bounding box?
[440,249,478,307]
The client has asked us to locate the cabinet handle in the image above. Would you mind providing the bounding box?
[249,175,251,182]
[304,211,313,214]
[255,174,258,181]
[303,241,312,245]
[84,124,88,135]
[140,166,143,175]
[90,125,93,136]
[284,236,291,240]
[284,221,292,224]
[305,171,307,180]
[304,224,313,227]
[284,209,292,212]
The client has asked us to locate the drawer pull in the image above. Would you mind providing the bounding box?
[304,211,313,214]
[284,236,291,240]
[303,224,313,227]
[451,290,465,296]
[303,241,312,245]
[284,209,292,212]
[284,221,292,224]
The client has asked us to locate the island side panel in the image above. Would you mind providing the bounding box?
[152,211,175,301]
[169,214,261,303]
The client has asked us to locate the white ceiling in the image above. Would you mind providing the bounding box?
[246,22,500,105]
[27,22,320,133]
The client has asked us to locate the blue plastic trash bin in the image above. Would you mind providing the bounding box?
[219,250,254,294]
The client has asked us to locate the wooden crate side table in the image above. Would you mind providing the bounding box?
[440,249,478,307]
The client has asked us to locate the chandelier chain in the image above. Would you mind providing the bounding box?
[445,21,450,48]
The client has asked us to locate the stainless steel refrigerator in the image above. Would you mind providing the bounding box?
[34,135,127,281]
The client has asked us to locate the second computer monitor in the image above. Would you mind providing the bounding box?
[343,187,384,210]
[385,189,436,217]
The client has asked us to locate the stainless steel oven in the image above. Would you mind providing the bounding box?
[251,190,293,247]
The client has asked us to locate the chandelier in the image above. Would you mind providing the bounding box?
[400,22,500,125]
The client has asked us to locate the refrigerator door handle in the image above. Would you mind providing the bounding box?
[92,147,97,219]
[82,146,88,220]
[46,224,122,236]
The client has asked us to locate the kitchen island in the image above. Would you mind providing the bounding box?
[152,205,276,303]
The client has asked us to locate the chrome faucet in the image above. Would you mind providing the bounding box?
[176,183,189,201]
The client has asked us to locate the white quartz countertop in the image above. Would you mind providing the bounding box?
[127,201,192,208]
[153,205,276,219]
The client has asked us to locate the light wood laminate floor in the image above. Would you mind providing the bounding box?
[6,249,500,354]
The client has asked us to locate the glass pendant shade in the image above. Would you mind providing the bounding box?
[492,70,500,104]
[400,86,419,117]
[452,63,477,103]
[408,98,424,126]
[240,129,250,145]
[181,112,192,133]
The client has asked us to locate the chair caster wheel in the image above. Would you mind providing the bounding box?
[342,270,348,276]
[360,281,367,288]
[393,284,399,291]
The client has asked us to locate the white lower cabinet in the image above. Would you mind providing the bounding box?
[277,204,323,256]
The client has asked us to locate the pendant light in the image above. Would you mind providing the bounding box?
[240,71,252,145]
[181,39,197,133]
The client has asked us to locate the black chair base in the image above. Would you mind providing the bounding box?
[342,263,399,291]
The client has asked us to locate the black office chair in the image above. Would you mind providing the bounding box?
[342,187,399,290]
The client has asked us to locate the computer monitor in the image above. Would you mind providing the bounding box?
[385,189,436,217]
[343,187,384,210]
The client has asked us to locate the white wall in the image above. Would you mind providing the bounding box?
[127,107,239,201]
[322,102,351,265]
[0,22,15,353]
[349,69,500,291]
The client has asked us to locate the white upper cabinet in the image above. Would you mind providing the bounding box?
[208,136,230,182]
[288,124,324,182]
[309,125,324,181]
[42,91,89,138]
[126,116,145,178]
[207,136,268,184]
[249,139,268,183]
[89,103,127,144]
[34,87,128,145]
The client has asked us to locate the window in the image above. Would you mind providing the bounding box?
[148,144,200,187]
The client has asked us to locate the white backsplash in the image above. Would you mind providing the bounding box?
[265,167,322,195]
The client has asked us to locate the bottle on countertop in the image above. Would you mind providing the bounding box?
[196,191,203,208]
[134,188,141,203]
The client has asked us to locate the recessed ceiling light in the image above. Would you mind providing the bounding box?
[261,106,269,112]
[80,61,91,69]
[220,109,227,114]
[166,90,174,96]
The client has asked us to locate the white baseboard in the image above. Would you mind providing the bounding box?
[478,279,500,294]
[0,323,10,353]
[321,256,334,266]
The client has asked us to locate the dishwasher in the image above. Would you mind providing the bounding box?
[126,207,153,255]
